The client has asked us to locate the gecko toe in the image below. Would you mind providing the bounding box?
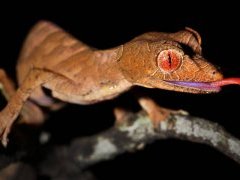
[1,136,8,147]
[138,97,173,128]
[114,107,132,126]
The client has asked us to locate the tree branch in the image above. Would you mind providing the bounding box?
[39,111,240,178]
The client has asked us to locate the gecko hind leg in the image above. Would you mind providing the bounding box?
[0,69,16,100]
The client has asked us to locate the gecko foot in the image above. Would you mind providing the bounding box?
[113,107,132,126]
[0,121,11,147]
[138,97,179,128]
[0,108,18,147]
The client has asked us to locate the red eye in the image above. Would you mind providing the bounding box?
[157,49,182,73]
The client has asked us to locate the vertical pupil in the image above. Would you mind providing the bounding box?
[167,52,172,67]
[158,50,181,72]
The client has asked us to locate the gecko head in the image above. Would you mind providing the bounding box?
[118,28,240,93]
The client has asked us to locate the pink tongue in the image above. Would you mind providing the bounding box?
[210,78,240,87]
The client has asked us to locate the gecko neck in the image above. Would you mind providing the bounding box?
[78,47,132,103]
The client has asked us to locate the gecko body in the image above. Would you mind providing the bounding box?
[0,21,240,146]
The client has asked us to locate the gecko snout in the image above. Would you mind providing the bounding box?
[210,69,223,81]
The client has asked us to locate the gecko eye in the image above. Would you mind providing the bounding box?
[157,49,182,73]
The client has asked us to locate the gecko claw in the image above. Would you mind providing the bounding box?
[0,117,13,147]
[0,128,9,147]
[1,136,8,147]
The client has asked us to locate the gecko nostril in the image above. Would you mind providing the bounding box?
[211,71,217,80]
[211,70,223,80]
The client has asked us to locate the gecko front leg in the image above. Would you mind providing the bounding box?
[0,68,54,146]
[0,69,45,125]
[138,97,188,128]
[138,97,172,127]
[113,96,182,128]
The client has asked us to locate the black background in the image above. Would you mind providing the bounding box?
[0,1,240,179]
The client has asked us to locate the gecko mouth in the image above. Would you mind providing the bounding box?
[165,78,240,92]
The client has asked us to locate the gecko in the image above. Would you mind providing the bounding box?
[0,21,240,147]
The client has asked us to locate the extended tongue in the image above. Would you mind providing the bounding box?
[210,78,240,87]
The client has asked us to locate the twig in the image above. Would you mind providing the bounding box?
[39,111,240,177]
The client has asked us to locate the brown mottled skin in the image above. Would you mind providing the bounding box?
[0,21,228,146]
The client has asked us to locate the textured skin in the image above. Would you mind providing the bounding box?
[0,21,223,146]
[17,22,131,104]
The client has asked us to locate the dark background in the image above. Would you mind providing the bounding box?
[0,1,240,179]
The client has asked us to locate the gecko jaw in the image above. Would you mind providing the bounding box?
[165,78,240,93]
[165,80,221,92]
